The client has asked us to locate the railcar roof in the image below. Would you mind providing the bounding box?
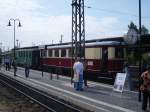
[14,34,150,50]
[47,40,125,49]
[16,46,39,51]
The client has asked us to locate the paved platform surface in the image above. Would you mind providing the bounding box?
[0,67,148,112]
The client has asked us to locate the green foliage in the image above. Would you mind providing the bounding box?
[126,22,150,65]
[128,21,149,35]
[141,25,149,35]
[142,53,150,64]
[128,21,138,32]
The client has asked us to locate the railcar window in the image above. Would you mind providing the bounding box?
[108,47,115,59]
[26,51,28,58]
[29,52,32,58]
[48,50,52,57]
[85,48,101,59]
[115,47,124,58]
[28,51,31,57]
[23,51,25,57]
[19,51,21,57]
[41,50,46,57]
[68,48,74,57]
[21,51,23,57]
[54,49,59,57]
[24,51,26,57]
[44,50,47,57]
[20,51,22,57]
[61,49,66,57]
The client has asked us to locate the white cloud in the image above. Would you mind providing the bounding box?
[0,0,123,49]
[85,16,120,39]
[19,15,72,46]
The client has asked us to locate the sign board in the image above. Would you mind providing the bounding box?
[87,61,93,66]
[113,73,127,92]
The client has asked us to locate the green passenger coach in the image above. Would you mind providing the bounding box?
[16,46,40,69]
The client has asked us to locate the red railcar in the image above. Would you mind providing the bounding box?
[40,37,125,84]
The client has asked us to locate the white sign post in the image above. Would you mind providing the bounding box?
[113,73,127,92]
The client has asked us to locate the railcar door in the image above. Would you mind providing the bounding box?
[32,50,40,68]
[101,47,108,73]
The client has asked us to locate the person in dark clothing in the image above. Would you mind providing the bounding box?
[123,62,133,90]
[5,62,8,71]
[140,65,150,111]
[25,63,30,78]
[83,60,88,87]
[5,58,10,71]
[14,64,17,76]
[11,60,17,76]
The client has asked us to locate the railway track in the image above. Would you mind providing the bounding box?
[0,73,89,112]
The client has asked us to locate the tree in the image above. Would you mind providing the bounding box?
[141,25,149,35]
[128,21,149,35]
[126,22,150,65]
[128,21,138,33]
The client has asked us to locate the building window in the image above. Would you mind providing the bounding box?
[54,49,59,57]
[48,50,52,57]
[61,49,66,57]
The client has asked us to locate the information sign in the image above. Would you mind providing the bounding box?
[113,73,127,92]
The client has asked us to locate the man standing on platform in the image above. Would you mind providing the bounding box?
[73,58,84,91]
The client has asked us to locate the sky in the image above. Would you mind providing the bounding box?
[0,0,150,50]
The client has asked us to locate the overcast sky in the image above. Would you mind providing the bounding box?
[0,0,150,50]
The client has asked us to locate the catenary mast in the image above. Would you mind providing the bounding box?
[72,0,85,60]
[71,0,85,83]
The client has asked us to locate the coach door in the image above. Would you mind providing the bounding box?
[101,47,108,73]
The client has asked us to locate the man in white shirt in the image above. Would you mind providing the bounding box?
[73,58,84,91]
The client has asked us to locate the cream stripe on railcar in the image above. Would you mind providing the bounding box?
[108,47,115,59]
[85,48,102,59]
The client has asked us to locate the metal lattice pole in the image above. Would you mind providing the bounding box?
[71,0,85,83]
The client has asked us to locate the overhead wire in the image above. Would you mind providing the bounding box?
[84,5,150,20]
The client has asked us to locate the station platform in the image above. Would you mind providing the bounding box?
[0,67,146,112]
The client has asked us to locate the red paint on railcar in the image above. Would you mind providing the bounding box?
[42,58,74,68]
[86,59,101,71]
[107,59,124,72]
[41,57,124,74]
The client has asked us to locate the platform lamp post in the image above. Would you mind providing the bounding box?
[8,19,21,76]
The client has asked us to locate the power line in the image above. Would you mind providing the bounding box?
[84,6,150,20]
